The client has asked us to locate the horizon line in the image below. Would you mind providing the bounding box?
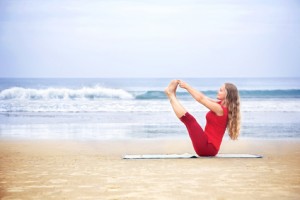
[0,76,299,79]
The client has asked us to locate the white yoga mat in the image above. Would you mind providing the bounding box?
[123,153,263,159]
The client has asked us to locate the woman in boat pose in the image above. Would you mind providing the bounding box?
[165,80,240,156]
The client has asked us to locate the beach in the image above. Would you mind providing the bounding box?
[1,78,300,199]
[1,139,299,200]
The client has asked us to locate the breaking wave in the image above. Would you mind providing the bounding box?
[0,86,134,100]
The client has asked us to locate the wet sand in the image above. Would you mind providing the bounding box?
[0,139,299,199]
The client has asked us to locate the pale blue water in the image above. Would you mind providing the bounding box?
[0,78,300,140]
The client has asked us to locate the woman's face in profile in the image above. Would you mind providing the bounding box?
[217,84,226,100]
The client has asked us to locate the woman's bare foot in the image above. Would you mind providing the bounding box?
[165,80,179,98]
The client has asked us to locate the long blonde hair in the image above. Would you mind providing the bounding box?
[224,83,241,140]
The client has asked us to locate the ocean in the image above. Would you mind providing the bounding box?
[0,78,300,140]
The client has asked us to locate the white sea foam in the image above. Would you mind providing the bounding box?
[0,86,134,100]
[1,98,300,113]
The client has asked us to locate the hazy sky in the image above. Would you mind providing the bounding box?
[0,0,299,78]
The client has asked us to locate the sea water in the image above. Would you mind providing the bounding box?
[0,78,299,140]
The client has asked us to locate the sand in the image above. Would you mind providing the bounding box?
[0,138,299,200]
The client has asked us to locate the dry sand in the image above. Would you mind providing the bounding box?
[0,139,299,200]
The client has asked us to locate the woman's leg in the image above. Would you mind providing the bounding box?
[165,80,218,156]
[180,112,218,156]
[164,80,187,118]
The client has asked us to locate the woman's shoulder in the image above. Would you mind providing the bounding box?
[217,101,228,114]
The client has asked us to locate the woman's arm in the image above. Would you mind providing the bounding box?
[178,80,224,116]
[207,97,219,103]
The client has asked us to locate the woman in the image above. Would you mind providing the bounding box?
[165,80,240,156]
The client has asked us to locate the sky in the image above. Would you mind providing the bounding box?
[0,0,299,78]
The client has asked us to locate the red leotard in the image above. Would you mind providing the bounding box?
[180,103,228,156]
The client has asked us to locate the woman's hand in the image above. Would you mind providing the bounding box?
[178,80,189,89]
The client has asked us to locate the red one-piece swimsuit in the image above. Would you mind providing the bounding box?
[180,103,228,156]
